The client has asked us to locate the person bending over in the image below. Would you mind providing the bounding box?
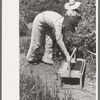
[26,0,81,64]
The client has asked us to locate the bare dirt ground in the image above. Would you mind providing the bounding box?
[20,53,96,100]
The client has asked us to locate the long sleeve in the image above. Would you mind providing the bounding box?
[70,16,81,27]
[54,19,70,58]
[54,17,64,42]
[63,15,81,33]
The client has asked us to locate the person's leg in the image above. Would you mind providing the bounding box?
[42,28,54,64]
[26,17,43,62]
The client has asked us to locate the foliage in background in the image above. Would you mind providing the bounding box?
[19,0,68,36]
[19,1,96,99]
[19,0,96,52]
[20,36,31,54]
[19,0,96,77]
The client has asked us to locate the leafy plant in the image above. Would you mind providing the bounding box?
[19,0,96,82]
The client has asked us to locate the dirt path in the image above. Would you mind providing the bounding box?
[20,53,96,100]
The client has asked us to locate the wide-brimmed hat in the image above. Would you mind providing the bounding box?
[64,0,81,10]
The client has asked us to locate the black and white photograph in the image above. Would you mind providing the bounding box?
[19,0,97,100]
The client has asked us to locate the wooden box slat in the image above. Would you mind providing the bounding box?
[58,58,86,89]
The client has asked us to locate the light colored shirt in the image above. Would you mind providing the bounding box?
[42,11,64,41]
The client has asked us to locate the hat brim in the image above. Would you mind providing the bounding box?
[64,2,81,10]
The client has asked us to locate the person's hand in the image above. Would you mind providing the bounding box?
[66,55,70,62]
[75,27,77,31]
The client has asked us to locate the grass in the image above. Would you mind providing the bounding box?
[20,36,96,100]
[20,36,96,79]
[20,74,78,100]
[20,36,31,55]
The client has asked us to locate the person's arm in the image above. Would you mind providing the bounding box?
[55,22,70,61]
[57,36,70,61]
[70,15,82,27]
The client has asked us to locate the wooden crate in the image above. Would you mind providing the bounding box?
[58,58,86,89]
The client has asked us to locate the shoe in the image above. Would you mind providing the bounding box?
[42,60,54,65]
[28,58,41,64]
